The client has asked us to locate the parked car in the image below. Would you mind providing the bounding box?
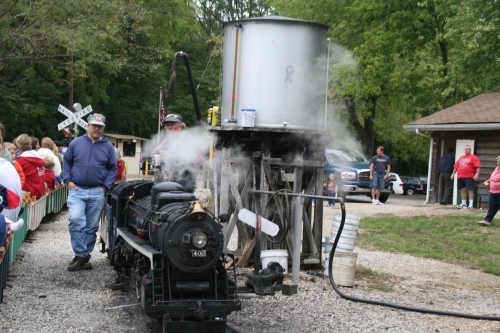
[389,173,404,195]
[325,148,393,203]
[400,176,424,195]
[418,175,428,192]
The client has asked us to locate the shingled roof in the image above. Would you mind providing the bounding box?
[404,92,500,131]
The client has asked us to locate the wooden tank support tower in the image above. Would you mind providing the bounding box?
[210,127,332,282]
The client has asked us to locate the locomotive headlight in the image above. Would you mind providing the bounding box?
[192,231,208,248]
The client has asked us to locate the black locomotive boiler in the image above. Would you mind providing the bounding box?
[99,180,241,332]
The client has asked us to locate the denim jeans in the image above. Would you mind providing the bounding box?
[67,187,105,259]
[484,193,500,222]
[370,172,385,189]
[328,192,336,206]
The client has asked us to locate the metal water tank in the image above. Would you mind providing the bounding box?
[221,16,331,131]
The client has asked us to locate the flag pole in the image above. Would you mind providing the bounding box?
[158,87,163,145]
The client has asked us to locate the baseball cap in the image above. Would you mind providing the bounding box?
[87,113,106,126]
[54,140,64,147]
[163,114,182,124]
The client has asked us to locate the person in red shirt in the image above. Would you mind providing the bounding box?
[15,134,45,199]
[451,145,481,209]
[43,156,56,191]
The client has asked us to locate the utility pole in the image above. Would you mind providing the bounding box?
[68,54,74,143]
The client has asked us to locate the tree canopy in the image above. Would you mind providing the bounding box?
[270,0,500,173]
[1,0,499,174]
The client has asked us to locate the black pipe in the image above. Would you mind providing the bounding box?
[251,189,500,320]
[168,51,204,127]
[328,201,500,321]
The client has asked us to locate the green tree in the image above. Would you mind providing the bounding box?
[0,0,194,140]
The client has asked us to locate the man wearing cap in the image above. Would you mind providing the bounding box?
[63,113,117,271]
[152,114,199,192]
[55,140,66,158]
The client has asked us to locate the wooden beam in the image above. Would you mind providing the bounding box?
[262,157,324,167]
[236,238,256,267]
[313,166,325,262]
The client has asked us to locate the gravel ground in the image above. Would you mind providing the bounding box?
[1,193,500,332]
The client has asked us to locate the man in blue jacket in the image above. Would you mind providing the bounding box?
[63,113,117,271]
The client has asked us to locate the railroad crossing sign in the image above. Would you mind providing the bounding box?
[57,104,93,131]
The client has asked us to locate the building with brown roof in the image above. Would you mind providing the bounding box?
[404,92,500,207]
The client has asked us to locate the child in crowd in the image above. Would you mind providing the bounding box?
[44,156,56,191]
[325,173,336,207]
[3,142,25,188]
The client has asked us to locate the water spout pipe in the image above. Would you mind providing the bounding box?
[168,51,204,127]
[230,24,242,121]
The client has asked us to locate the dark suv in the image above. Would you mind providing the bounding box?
[325,148,393,203]
[400,176,424,195]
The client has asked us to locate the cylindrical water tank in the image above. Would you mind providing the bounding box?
[221,16,331,130]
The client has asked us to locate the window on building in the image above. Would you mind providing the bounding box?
[123,141,136,157]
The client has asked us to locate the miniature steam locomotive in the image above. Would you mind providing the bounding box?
[99,180,241,333]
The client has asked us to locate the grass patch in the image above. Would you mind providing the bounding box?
[356,215,500,275]
[355,265,396,292]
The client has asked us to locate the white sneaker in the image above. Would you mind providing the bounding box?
[377,200,384,205]
[468,205,474,209]
[457,204,467,209]
[372,199,378,205]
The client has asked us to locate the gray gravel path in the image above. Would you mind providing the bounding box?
[1,193,500,332]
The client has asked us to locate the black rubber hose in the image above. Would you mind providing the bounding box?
[264,189,292,244]
[328,202,500,321]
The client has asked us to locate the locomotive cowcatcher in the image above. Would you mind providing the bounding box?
[99,180,241,332]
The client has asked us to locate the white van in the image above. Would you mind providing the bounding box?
[389,173,404,195]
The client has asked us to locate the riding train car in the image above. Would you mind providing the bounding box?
[99,180,241,333]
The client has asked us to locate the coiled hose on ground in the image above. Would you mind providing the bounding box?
[329,201,500,321]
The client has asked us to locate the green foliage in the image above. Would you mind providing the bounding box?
[271,0,500,173]
[1,0,499,174]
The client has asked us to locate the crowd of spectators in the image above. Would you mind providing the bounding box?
[0,121,68,202]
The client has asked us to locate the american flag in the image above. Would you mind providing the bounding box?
[159,88,165,125]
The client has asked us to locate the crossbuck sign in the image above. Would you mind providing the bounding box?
[57,104,93,131]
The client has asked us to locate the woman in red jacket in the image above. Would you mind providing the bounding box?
[15,134,45,199]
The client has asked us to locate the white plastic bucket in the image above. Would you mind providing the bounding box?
[261,249,288,274]
[330,227,357,239]
[326,237,355,251]
[326,239,355,253]
[324,251,357,287]
[333,213,360,227]
[332,221,358,231]
[241,109,256,127]
[153,154,161,167]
